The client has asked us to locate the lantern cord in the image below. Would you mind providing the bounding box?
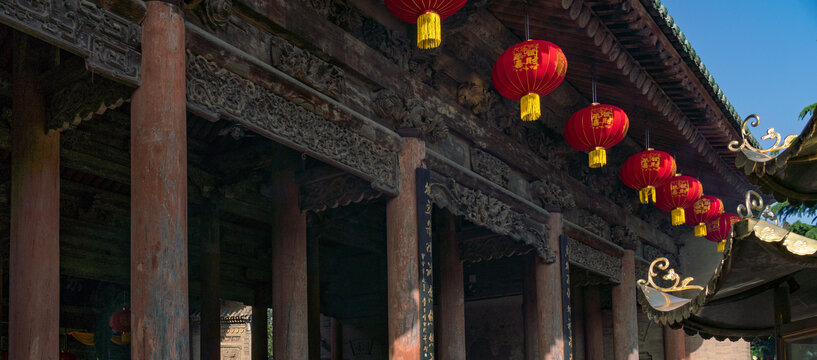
[591,63,597,103]
[646,126,651,149]
[524,9,530,40]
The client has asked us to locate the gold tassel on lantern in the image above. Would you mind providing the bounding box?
[521,93,541,121]
[589,146,607,168]
[639,186,656,204]
[417,11,441,49]
[671,208,685,226]
[717,241,725,252]
[694,224,707,237]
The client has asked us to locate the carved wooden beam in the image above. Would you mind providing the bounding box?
[47,76,132,132]
[299,171,382,213]
[0,0,142,85]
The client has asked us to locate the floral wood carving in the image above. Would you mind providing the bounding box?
[186,51,398,193]
[470,148,510,187]
[0,0,141,85]
[459,235,534,263]
[530,178,575,210]
[457,82,494,116]
[48,78,132,131]
[299,173,382,213]
[567,237,621,283]
[198,0,232,29]
[373,89,448,143]
[429,176,555,263]
[269,36,346,99]
[612,225,640,250]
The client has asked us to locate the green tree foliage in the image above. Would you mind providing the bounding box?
[799,102,816,121]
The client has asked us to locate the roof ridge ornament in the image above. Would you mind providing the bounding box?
[728,114,797,159]
[637,257,704,293]
[737,190,778,225]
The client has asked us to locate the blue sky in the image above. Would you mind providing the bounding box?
[662,0,817,223]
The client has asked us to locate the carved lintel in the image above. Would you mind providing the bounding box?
[567,237,621,283]
[428,176,554,263]
[186,51,399,194]
[48,77,132,132]
[299,173,382,213]
[459,235,533,263]
[0,0,141,85]
[470,148,509,188]
[269,36,346,99]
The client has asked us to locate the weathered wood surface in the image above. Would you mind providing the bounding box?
[663,326,688,360]
[387,138,424,359]
[0,0,142,85]
[583,286,605,360]
[9,34,60,360]
[612,249,639,360]
[130,3,189,358]
[438,211,465,360]
[271,169,309,360]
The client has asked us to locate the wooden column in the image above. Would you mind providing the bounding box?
[583,286,604,360]
[271,169,308,360]
[9,34,60,360]
[523,213,564,360]
[612,249,638,360]
[330,318,342,360]
[307,234,321,360]
[130,1,189,358]
[386,137,424,359]
[201,203,221,360]
[252,284,270,360]
[438,211,465,360]
[663,326,687,360]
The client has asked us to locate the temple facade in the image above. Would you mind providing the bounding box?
[0,0,760,359]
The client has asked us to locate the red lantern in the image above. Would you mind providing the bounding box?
[492,40,567,121]
[110,308,130,333]
[564,103,629,168]
[705,213,741,252]
[619,149,677,204]
[654,174,703,226]
[684,195,724,237]
[60,352,79,360]
[385,0,467,49]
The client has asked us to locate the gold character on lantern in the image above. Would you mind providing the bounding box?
[640,154,662,171]
[590,107,614,129]
[694,198,711,214]
[670,181,689,197]
[513,43,540,71]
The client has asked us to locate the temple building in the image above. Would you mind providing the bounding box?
[0,0,771,359]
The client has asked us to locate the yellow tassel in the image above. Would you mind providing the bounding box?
[521,93,541,121]
[122,331,131,344]
[717,241,725,252]
[671,208,685,226]
[694,224,707,237]
[417,11,441,49]
[589,147,606,168]
[638,186,656,204]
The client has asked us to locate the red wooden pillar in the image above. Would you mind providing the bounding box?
[663,326,687,360]
[612,249,638,360]
[130,1,189,358]
[438,211,465,360]
[523,213,564,360]
[583,286,604,360]
[271,169,308,360]
[9,34,60,360]
[387,137,424,359]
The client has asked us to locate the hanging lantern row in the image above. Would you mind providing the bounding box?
[620,149,677,204]
[684,195,724,237]
[706,213,741,252]
[493,40,568,121]
[384,0,468,49]
[565,103,629,168]
[654,174,703,226]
